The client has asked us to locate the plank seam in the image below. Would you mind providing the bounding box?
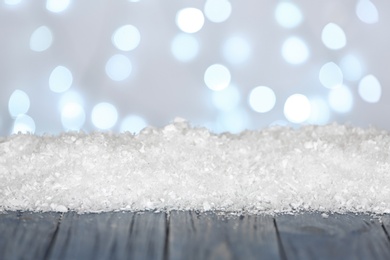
[273,217,288,260]
[43,212,64,260]
[126,213,135,252]
[163,212,170,260]
[381,222,390,242]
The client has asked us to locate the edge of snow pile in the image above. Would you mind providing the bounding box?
[1,119,390,214]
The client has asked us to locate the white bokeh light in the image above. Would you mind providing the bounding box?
[204,0,232,23]
[275,2,303,28]
[4,0,22,5]
[8,89,30,118]
[46,0,70,13]
[58,91,84,111]
[358,74,381,103]
[328,85,353,113]
[281,37,309,65]
[222,36,251,65]
[30,26,53,52]
[340,54,363,81]
[49,66,73,93]
[120,115,147,134]
[217,108,249,133]
[112,25,141,52]
[308,97,330,125]
[91,102,118,130]
[105,54,132,81]
[248,86,276,113]
[321,23,347,50]
[212,85,240,111]
[356,0,379,24]
[61,103,85,131]
[204,64,231,91]
[12,115,36,134]
[171,33,199,62]
[284,94,311,123]
[319,62,343,89]
[176,8,205,33]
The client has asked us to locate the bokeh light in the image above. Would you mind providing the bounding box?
[61,103,86,131]
[275,2,303,28]
[212,85,240,111]
[171,33,199,62]
[176,8,205,33]
[284,94,311,123]
[46,0,70,13]
[4,0,22,5]
[308,97,330,125]
[204,64,231,91]
[120,115,147,134]
[281,37,309,64]
[248,86,276,113]
[12,115,36,134]
[358,74,381,103]
[58,91,84,111]
[59,91,86,132]
[105,54,132,81]
[222,36,251,65]
[49,66,73,93]
[328,85,353,113]
[321,23,347,50]
[217,108,249,133]
[8,89,30,118]
[319,62,343,89]
[356,0,379,24]
[91,102,118,130]
[30,26,53,52]
[112,25,141,52]
[339,54,363,81]
[204,0,232,23]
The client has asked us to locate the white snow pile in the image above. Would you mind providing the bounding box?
[1,119,390,214]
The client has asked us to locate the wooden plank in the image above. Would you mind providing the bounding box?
[0,211,61,260]
[275,212,390,260]
[167,211,281,260]
[47,211,166,260]
[0,211,20,257]
[128,211,167,260]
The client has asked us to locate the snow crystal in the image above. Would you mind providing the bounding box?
[321,213,329,219]
[1,119,390,214]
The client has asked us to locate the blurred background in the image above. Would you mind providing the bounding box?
[1,0,389,136]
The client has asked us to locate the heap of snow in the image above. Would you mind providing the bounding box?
[1,119,390,214]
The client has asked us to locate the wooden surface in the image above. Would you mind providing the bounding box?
[1,211,390,260]
[276,212,390,260]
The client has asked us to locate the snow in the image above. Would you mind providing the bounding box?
[1,118,390,214]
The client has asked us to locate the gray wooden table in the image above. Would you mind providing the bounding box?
[1,211,390,260]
